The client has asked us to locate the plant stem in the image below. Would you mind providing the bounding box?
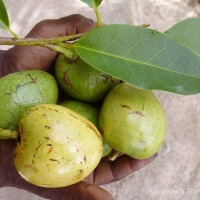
[95,7,102,27]
[0,33,84,46]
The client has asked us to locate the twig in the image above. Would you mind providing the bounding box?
[0,33,84,46]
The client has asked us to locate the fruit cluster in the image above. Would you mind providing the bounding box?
[0,54,166,188]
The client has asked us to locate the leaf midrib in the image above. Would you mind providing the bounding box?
[75,45,200,80]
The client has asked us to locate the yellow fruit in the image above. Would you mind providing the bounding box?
[99,83,166,160]
[14,104,103,187]
[60,100,112,157]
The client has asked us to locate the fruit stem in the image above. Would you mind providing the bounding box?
[45,43,78,61]
[7,28,18,39]
[107,150,123,161]
[0,33,84,46]
[95,7,102,27]
[0,128,18,139]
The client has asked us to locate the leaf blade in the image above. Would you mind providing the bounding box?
[0,0,9,29]
[165,18,200,56]
[80,0,102,9]
[74,24,200,95]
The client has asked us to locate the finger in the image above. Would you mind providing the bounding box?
[89,154,157,185]
[3,14,95,75]
[15,181,113,200]
[26,14,95,38]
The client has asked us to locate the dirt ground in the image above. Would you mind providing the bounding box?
[0,0,200,200]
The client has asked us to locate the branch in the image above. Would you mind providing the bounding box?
[0,33,84,46]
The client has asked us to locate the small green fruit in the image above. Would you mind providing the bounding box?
[55,54,120,102]
[60,100,99,126]
[0,70,58,130]
[60,100,112,157]
[99,83,166,160]
[102,142,112,158]
[14,104,103,187]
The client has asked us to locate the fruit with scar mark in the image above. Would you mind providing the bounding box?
[0,70,58,134]
[14,104,103,187]
[99,83,166,160]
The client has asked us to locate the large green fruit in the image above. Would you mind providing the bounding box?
[99,83,166,160]
[14,104,103,188]
[0,70,58,131]
[55,54,120,102]
[60,100,112,157]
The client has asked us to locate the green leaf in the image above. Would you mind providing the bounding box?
[165,18,200,56]
[80,0,102,9]
[0,0,9,29]
[74,24,200,95]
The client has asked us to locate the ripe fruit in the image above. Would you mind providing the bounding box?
[60,100,112,157]
[0,70,58,130]
[55,54,120,102]
[14,104,103,187]
[99,83,166,160]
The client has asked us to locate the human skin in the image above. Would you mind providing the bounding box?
[0,14,157,200]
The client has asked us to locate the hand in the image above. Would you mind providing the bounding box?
[0,14,157,200]
[0,140,156,200]
[0,14,95,76]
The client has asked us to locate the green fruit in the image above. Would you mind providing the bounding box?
[102,142,112,157]
[55,54,120,102]
[60,100,99,126]
[14,104,103,188]
[60,100,112,157]
[99,83,166,160]
[0,70,58,131]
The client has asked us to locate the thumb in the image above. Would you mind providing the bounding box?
[26,14,95,38]
[3,14,95,75]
